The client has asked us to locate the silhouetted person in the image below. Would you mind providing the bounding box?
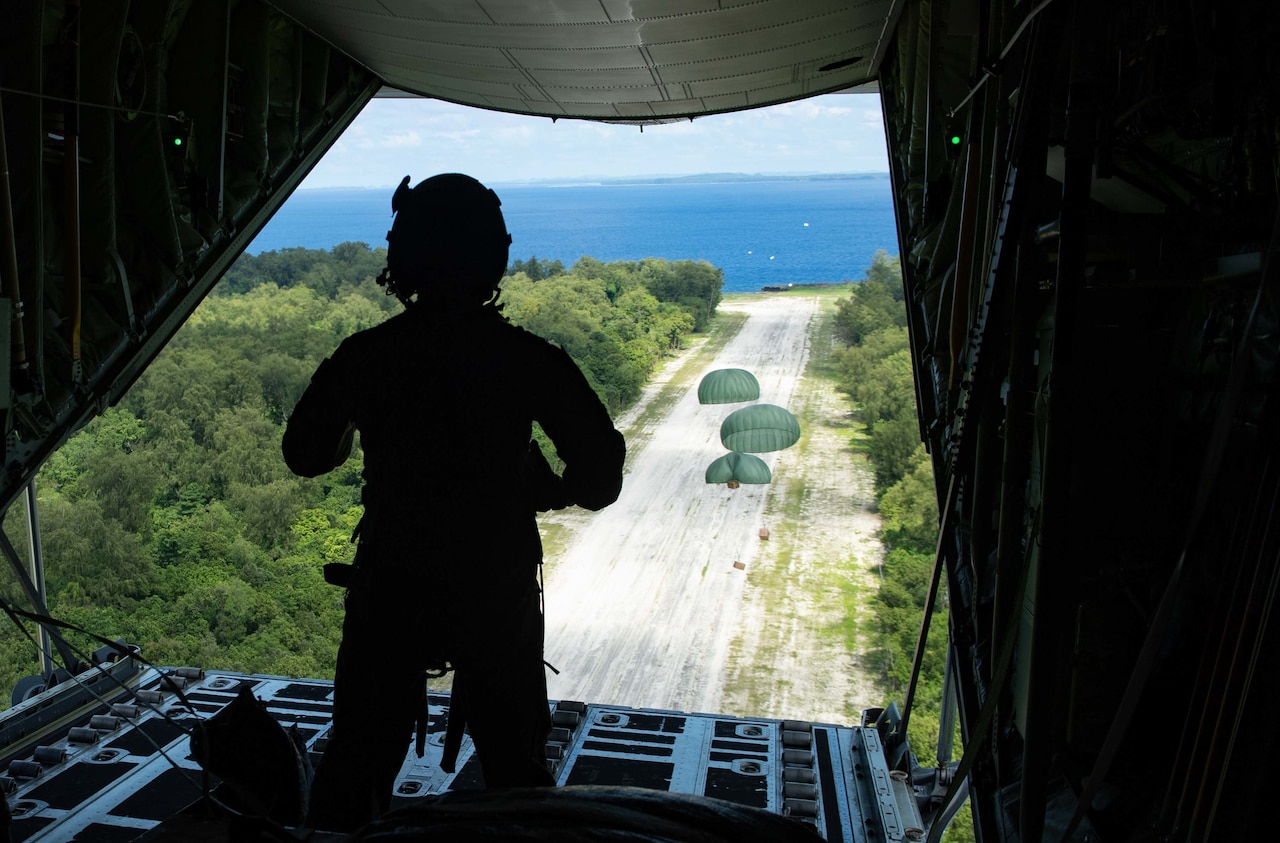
[283,173,625,832]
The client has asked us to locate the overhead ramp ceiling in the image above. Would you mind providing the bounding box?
[268,0,893,119]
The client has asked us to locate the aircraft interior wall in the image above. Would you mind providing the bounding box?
[878,0,1280,839]
[0,0,379,525]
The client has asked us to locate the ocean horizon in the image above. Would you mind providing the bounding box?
[248,176,899,293]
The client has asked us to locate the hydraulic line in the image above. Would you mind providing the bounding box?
[62,0,83,384]
[0,94,30,383]
[23,482,52,678]
[948,142,983,392]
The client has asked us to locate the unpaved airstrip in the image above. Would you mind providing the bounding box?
[541,295,883,726]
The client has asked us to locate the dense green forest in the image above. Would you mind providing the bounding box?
[831,250,970,842]
[0,243,720,695]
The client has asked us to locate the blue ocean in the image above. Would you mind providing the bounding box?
[247,177,898,294]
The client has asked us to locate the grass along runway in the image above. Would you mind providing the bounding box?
[539,293,884,722]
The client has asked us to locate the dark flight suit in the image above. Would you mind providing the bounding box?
[283,303,624,832]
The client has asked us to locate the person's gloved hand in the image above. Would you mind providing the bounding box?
[524,440,570,511]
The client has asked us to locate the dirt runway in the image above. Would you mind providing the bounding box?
[542,295,879,719]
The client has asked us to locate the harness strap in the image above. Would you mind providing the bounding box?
[414,679,428,759]
[441,669,468,773]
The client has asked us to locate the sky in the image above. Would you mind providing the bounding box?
[300,93,889,189]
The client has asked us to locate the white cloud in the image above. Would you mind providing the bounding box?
[301,92,887,187]
[435,129,481,143]
[381,129,423,148]
[767,100,853,119]
[494,124,537,141]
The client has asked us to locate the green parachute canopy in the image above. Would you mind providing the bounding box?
[719,404,801,453]
[697,368,761,405]
[705,451,772,486]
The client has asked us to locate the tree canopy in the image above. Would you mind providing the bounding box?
[829,250,971,842]
[0,242,720,702]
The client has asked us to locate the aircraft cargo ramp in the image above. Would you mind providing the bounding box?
[0,658,926,842]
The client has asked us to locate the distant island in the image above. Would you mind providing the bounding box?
[595,172,889,186]
[495,172,890,187]
[302,172,890,192]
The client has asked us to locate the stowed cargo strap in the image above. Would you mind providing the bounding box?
[415,681,430,760]
[429,568,557,773]
[439,668,469,772]
[417,659,459,765]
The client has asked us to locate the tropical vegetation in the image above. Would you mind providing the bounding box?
[831,249,971,842]
[0,243,720,696]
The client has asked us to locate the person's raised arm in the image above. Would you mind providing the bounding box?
[283,355,356,478]
[537,346,625,512]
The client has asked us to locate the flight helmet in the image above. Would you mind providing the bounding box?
[377,173,512,307]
